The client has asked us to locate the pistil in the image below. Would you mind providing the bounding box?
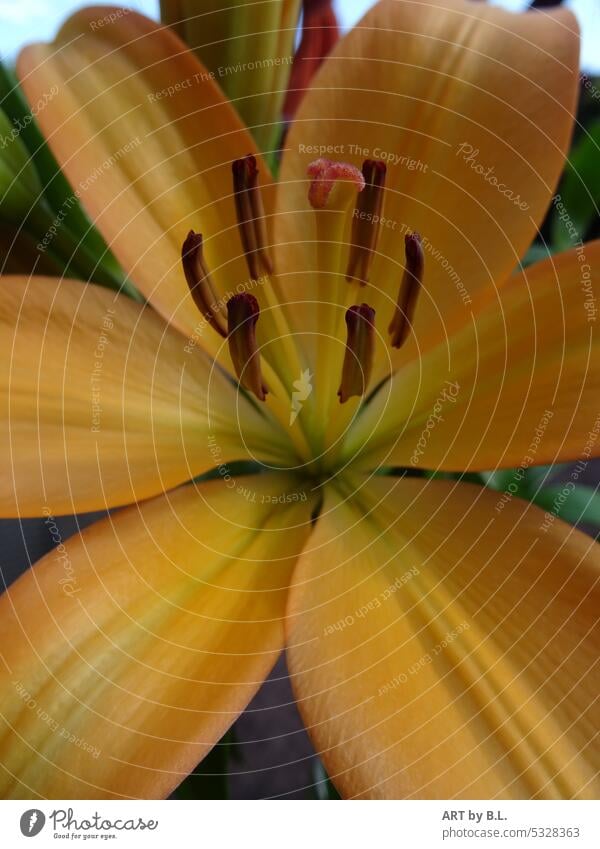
[346,159,386,285]
[388,232,424,348]
[304,158,366,441]
[232,154,273,280]
[227,293,268,401]
[338,303,376,403]
[181,230,228,337]
[307,157,365,210]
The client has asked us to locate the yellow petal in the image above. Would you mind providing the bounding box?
[160,0,301,152]
[287,476,600,799]
[273,0,579,378]
[0,276,289,517]
[0,473,314,798]
[343,242,600,471]
[17,9,270,351]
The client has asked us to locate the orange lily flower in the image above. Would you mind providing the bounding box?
[1,0,599,800]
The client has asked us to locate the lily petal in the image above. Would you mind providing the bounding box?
[160,0,301,152]
[287,477,600,799]
[343,242,600,472]
[0,276,287,517]
[273,0,579,368]
[0,473,314,798]
[17,8,270,349]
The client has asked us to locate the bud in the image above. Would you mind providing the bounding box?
[160,0,301,153]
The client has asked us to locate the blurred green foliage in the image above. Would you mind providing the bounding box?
[0,62,140,297]
[533,77,600,256]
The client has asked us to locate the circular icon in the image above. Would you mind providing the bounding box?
[19,810,46,837]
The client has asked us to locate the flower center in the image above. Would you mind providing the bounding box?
[181,155,424,471]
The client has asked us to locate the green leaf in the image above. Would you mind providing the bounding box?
[479,469,525,494]
[173,731,237,800]
[0,62,136,295]
[0,107,43,217]
[551,119,600,250]
[519,242,555,267]
[531,484,600,529]
[0,64,98,240]
[312,759,341,800]
[522,464,559,493]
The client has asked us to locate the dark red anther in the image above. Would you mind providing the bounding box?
[338,303,376,403]
[181,230,227,337]
[388,232,424,348]
[232,154,273,280]
[227,293,268,401]
[346,159,387,285]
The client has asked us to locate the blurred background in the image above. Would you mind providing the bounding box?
[0,0,599,799]
[1,0,599,72]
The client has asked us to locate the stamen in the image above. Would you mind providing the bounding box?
[232,154,273,280]
[346,159,387,285]
[283,0,340,121]
[307,158,365,209]
[181,230,227,337]
[227,293,268,401]
[338,303,376,403]
[388,232,424,349]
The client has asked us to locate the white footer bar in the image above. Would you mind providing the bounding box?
[0,800,598,848]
